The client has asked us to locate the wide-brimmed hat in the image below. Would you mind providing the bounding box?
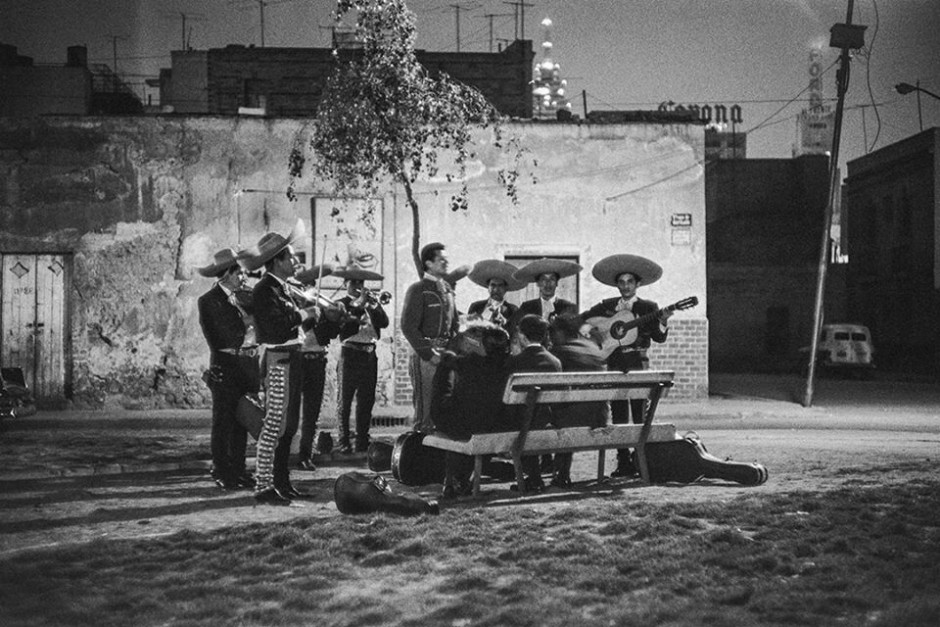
[294,264,335,285]
[332,265,384,282]
[468,260,527,291]
[196,248,248,277]
[512,258,583,283]
[592,254,663,286]
[240,219,305,272]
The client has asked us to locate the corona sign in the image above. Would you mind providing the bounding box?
[658,101,743,125]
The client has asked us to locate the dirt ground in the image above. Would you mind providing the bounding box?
[2,422,937,558]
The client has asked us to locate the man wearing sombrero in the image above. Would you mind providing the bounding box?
[581,253,673,478]
[510,257,582,475]
[197,248,260,492]
[466,259,525,331]
[242,221,331,505]
[510,258,582,328]
[323,264,389,455]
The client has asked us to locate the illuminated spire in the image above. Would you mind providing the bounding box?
[532,17,571,119]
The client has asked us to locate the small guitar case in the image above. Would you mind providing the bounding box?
[334,471,439,516]
[644,434,768,486]
[391,431,446,486]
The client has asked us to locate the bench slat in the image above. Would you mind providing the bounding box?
[423,424,678,456]
[502,370,674,404]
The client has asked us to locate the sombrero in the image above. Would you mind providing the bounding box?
[468,260,526,291]
[196,248,248,277]
[512,258,583,283]
[592,254,663,286]
[240,219,305,272]
[332,265,385,282]
[294,264,335,285]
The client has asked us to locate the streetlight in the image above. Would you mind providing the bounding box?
[894,81,940,131]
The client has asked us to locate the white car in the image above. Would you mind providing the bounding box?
[801,323,875,377]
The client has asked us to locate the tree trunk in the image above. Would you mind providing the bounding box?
[400,174,423,277]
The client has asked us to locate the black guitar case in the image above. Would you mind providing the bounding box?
[644,435,768,486]
[334,471,440,516]
[391,431,446,486]
[235,394,265,440]
[367,441,394,472]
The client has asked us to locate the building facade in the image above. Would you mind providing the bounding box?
[160,40,534,118]
[705,153,845,372]
[0,115,707,410]
[843,127,940,374]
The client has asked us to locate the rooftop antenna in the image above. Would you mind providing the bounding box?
[503,1,533,40]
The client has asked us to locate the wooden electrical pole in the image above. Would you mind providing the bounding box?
[803,0,860,406]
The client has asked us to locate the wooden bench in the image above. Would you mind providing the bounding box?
[422,370,677,496]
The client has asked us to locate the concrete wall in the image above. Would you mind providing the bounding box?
[0,115,707,410]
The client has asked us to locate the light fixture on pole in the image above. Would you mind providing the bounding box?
[895,81,940,132]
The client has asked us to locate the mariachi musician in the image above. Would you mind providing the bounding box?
[325,264,390,454]
[466,259,524,332]
[242,222,339,505]
[580,254,672,478]
[197,248,260,491]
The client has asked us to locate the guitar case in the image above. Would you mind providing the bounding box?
[235,394,265,440]
[334,471,440,516]
[391,431,446,486]
[644,435,768,486]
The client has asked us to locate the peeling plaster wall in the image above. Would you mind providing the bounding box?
[0,116,707,409]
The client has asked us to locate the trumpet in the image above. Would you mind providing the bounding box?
[364,289,392,306]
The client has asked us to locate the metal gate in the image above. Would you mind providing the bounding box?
[1,254,69,405]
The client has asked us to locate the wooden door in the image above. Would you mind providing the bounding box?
[1,254,68,404]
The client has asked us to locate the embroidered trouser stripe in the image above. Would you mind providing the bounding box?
[255,364,285,493]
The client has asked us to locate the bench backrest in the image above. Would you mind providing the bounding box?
[501,370,674,405]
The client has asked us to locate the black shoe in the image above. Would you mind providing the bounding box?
[550,474,572,489]
[278,485,313,499]
[441,484,458,501]
[255,487,291,506]
[296,457,317,471]
[455,480,474,497]
[338,442,353,455]
[213,476,239,490]
[611,464,639,478]
[510,475,544,494]
[235,472,256,489]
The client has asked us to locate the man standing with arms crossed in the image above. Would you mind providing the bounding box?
[401,242,459,433]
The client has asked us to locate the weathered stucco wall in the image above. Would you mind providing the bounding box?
[0,115,706,410]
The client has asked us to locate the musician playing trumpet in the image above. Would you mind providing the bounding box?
[325,265,390,454]
[580,254,673,478]
[466,259,524,332]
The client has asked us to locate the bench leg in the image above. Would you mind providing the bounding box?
[511,451,526,494]
[472,455,483,497]
[597,449,606,482]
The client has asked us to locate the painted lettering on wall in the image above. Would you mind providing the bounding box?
[658,101,743,125]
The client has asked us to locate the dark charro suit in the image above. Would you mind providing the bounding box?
[582,295,669,472]
[468,299,518,331]
[198,284,259,484]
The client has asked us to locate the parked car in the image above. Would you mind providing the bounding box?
[800,323,875,377]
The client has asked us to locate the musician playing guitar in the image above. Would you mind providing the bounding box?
[580,254,672,478]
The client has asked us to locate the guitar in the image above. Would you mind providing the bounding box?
[586,296,698,358]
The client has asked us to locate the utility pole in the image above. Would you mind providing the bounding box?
[504,1,533,40]
[803,0,866,406]
[450,4,462,52]
[259,0,266,47]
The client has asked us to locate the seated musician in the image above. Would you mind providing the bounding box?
[548,313,611,488]
[580,254,672,478]
[430,321,512,499]
[505,314,562,493]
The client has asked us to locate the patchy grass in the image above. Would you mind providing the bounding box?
[2,479,939,627]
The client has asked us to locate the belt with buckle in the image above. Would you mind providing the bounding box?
[218,346,259,358]
[343,342,376,353]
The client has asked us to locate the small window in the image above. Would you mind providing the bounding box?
[834,332,850,340]
[851,332,867,341]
